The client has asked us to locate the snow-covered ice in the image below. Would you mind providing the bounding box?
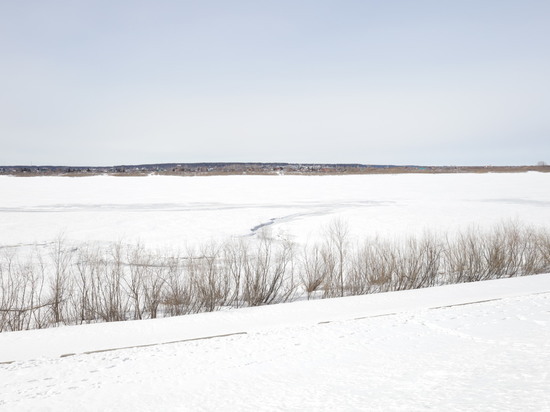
[1,274,549,411]
[1,172,550,250]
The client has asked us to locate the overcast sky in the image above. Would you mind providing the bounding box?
[1,1,549,166]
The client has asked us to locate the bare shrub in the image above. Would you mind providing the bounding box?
[444,222,544,284]
[326,219,349,297]
[143,259,167,319]
[300,245,326,299]
[223,240,248,307]
[243,232,296,306]
[0,248,48,331]
[524,228,550,274]
[187,243,230,313]
[125,244,148,320]
[71,245,100,324]
[348,240,391,295]
[482,223,523,279]
[533,228,550,274]
[444,228,486,283]
[162,256,198,316]
[47,237,73,326]
[392,235,442,291]
[86,242,129,322]
[300,221,351,300]
[2,220,550,333]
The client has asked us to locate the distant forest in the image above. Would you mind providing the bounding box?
[1,162,548,176]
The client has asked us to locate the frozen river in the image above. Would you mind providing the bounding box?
[1,172,549,249]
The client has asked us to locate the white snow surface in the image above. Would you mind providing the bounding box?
[2,173,550,410]
[1,274,550,411]
[1,172,550,249]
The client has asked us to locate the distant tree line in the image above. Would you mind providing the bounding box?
[1,163,549,177]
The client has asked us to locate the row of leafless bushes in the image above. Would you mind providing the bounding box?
[1,222,550,332]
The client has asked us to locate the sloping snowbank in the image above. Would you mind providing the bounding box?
[1,274,549,411]
[2,273,549,363]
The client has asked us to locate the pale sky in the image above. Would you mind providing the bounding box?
[1,1,549,166]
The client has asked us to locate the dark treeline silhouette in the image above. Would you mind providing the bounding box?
[1,163,549,176]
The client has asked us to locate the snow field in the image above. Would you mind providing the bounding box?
[1,274,549,411]
[2,172,550,410]
[1,172,549,249]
